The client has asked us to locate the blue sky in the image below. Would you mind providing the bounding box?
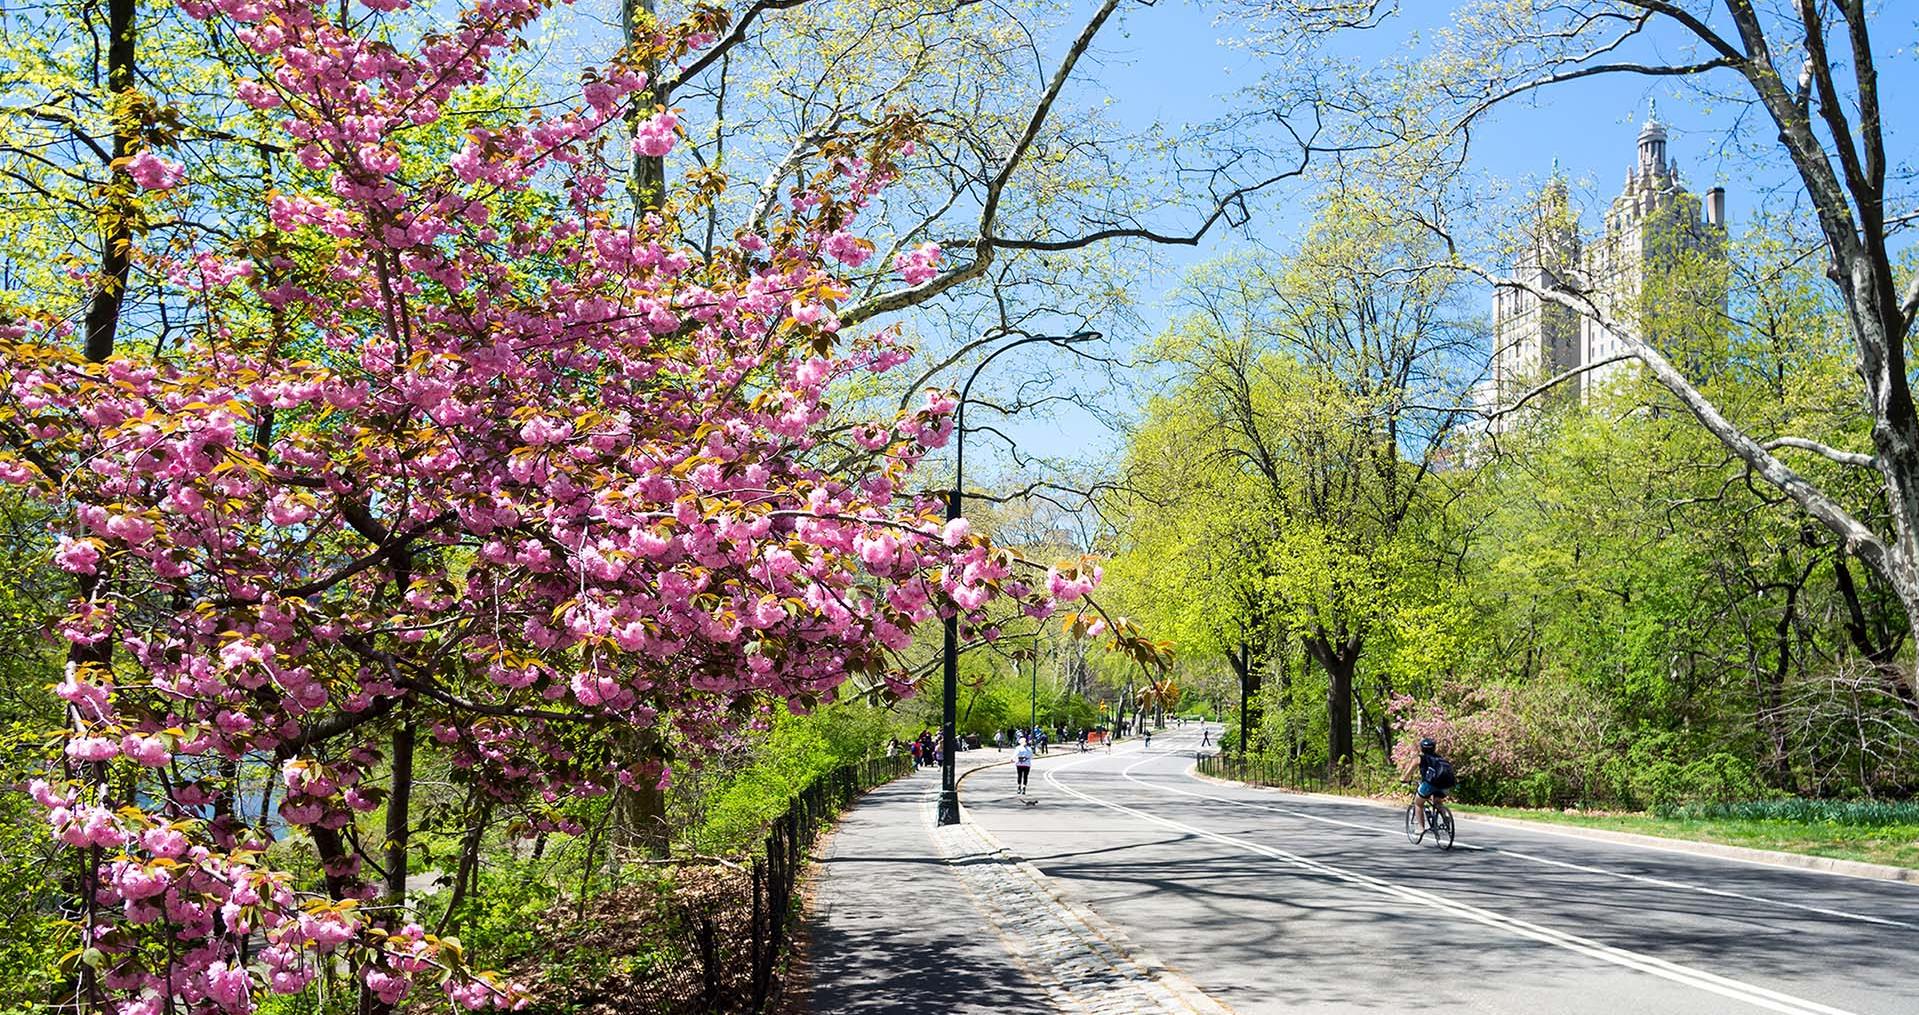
[980,0,1918,476]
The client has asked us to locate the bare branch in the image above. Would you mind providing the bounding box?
[1477,352,1637,422]
[1763,436,1875,469]
[661,0,815,97]
[839,0,1126,327]
[747,115,843,234]
[1452,57,1738,135]
[1466,263,1893,570]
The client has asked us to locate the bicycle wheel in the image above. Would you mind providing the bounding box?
[1404,803,1421,843]
[1431,804,1455,851]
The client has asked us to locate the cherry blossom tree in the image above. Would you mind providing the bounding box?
[0,0,1109,1010]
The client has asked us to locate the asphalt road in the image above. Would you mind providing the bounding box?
[963,726,1919,1015]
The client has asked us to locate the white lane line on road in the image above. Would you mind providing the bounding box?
[1480,844,1916,930]
[1174,752,1919,892]
[1045,755,1860,1015]
[1123,759,1487,847]
[1124,759,1913,931]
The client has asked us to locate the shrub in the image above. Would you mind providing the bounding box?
[692,705,891,853]
[0,740,66,1015]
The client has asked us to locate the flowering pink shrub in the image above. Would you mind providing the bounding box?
[1388,684,1528,782]
[0,0,1110,1011]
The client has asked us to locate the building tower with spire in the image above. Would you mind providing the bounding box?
[1490,169,1583,415]
[1488,108,1729,424]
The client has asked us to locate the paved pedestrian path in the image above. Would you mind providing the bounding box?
[800,749,1233,1014]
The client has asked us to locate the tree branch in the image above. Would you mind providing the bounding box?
[839,0,1125,327]
[661,0,815,97]
[1468,263,1894,571]
[1477,352,1637,421]
[1762,436,1875,469]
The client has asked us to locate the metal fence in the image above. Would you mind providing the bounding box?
[696,753,914,1012]
[1196,752,1332,794]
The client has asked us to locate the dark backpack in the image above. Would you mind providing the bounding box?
[1426,756,1457,790]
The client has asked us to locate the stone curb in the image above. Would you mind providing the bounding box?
[953,756,1236,1015]
[1186,759,1919,887]
[1460,812,1919,885]
[953,814,1236,1014]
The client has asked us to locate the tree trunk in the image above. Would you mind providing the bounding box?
[623,0,667,213]
[1753,556,1813,791]
[384,717,415,904]
[1327,656,1354,778]
[1306,633,1362,782]
[308,825,358,902]
[439,799,493,936]
[616,728,670,858]
[1227,641,1261,756]
[85,0,137,362]
[64,14,134,1001]
[610,1,673,857]
[1353,680,1393,760]
[1834,550,1919,721]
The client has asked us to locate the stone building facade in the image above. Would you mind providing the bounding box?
[1487,113,1728,427]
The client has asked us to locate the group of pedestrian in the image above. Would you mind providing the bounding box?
[889,732,944,768]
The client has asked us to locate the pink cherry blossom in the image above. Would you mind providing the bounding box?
[0,0,1107,1010]
[142,823,190,858]
[631,110,679,157]
[821,230,872,267]
[894,242,942,285]
[127,150,188,190]
[53,535,101,573]
[66,735,122,762]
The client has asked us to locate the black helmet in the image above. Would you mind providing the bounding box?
[1419,737,1436,754]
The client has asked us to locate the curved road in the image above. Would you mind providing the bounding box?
[962,726,1919,1014]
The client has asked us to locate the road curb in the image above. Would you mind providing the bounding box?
[1186,759,1919,887]
[1459,812,1919,885]
[955,758,1237,1014]
[955,744,1099,795]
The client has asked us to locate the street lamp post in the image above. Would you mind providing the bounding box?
[937,330,1100,826]
[1029,650,1038,733]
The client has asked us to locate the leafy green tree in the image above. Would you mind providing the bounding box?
[1246,1,1919,710]
[1108,192,1479,775]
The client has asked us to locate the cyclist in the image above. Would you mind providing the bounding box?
[1411,737,1455,838]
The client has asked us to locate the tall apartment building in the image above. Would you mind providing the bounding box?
[1487,112,1728,425]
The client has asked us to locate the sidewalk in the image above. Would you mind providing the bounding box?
[798,749,1232,1015]
[799,757,1043,1013]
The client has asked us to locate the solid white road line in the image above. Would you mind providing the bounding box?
[1173,754,1919,890]
[1043,754,1861,1015]
[1115,759,1914,930]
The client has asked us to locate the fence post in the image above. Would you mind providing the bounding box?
[750,857,767,1011]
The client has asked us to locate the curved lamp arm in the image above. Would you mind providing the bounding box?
[949,330,1102,521]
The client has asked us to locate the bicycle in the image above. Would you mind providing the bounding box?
[1404,794,1455,851]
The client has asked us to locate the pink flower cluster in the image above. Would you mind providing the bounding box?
[127,150,187,191]
[894,241,942,285]
[631,110,680,158]
[1387,685,1525,778]
[0,0,1083,1011]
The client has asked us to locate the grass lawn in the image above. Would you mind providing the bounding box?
[1453,804,1919,870]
